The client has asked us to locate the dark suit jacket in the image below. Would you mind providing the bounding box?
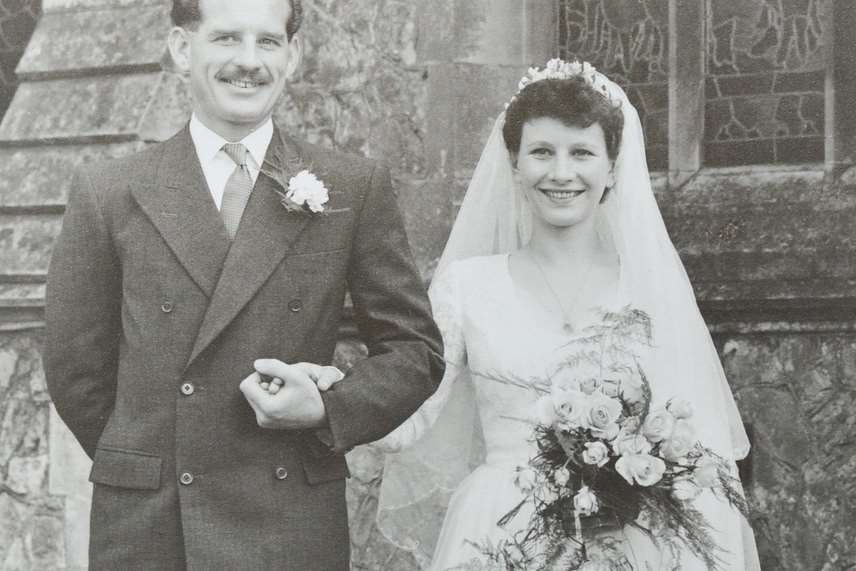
[44,125,444,570]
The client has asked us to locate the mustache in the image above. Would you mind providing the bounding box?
[216,69,271,83]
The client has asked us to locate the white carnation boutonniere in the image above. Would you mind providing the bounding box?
[276,169,329,214]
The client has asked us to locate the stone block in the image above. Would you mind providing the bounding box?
[5,455,47,496]
[423,63,521,177]
[0,72,162,142]
[394,177,457,277]
[0,142,144,208]
[17,4,169,79]
[717,333,856,571]
[138,71,190,142]
[0,215,61,277]
[418,0,544,65]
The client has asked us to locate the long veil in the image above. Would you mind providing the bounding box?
[376,66,753,568]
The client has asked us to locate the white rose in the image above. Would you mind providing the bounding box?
[582,441,610,467]
[613,431,652,456]
[642,407,676,443]
[615,453,666,487]
[591,422,620,441]
[554,466,571,487]
[541,482,559,503]
[659,420,696,461]
[667,398,694,419]
[552,389,590,430]
[514,465,538,493]
[588,393,623,431]
[579,376,600,395]
[573,485,600,516]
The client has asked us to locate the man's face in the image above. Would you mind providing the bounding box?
[169,0,300,139]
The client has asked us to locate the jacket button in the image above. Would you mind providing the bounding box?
[180,382,195,396]
[275,467,289,480]
[288,299,302,313]
[161,301,174,313]
[179,472,194,486]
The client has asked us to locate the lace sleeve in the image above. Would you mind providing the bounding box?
[373,263,467,452]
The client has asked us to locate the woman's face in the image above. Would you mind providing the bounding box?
[514,117,614,230]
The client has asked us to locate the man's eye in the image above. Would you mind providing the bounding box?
[572,149,594,157]
[259,38,282,48]
[214,34,239,44]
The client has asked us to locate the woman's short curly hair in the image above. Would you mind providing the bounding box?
[502,77,624,162]
[172,0,303,41]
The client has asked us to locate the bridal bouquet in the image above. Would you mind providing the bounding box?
[471,307,749,570]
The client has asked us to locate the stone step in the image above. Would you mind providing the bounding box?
[17,3,169,81]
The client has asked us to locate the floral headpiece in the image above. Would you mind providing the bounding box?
[506,58,612,108]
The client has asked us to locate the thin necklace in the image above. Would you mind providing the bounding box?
[529,251,590,334]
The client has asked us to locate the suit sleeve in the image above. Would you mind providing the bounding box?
[44,169,122,459]
[319,164,445,453]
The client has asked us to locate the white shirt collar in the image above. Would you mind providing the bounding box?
[189,114,274,168]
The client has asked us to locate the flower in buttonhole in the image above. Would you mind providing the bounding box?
[285,170,329,213]
[666,398,694,420]
[642,407,676,443]
[514,465,538,493]
[615,452,666,487]
[573,485,600,516]
[554,466,571,487]
[659,419,697,462]
[672,477,702,501]
[694,457,720,488]
[582,441,610,467]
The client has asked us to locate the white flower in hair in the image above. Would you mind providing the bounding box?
[509,58,612,108]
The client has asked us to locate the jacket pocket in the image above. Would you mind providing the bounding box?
[301,451,351,486]
[89,446,162,490]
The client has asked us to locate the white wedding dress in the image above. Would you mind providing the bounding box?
[377,254,758,570]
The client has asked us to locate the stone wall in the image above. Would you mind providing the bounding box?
[1,1,855,570]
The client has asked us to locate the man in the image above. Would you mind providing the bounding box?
[43,0,444,568]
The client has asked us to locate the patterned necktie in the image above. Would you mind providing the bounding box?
[221,143,254,240]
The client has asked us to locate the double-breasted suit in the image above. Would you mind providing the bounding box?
[44,124,444,570]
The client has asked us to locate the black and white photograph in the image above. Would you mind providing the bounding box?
[0,0,852,569]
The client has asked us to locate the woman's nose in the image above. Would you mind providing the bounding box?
[549,155,577,182]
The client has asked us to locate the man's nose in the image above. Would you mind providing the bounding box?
[233,39,262,69]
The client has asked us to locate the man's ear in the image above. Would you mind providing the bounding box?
[284,35,303,79]
[167,27,192,75]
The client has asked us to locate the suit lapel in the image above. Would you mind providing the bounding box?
[130,126,230,297]
[187,128,312,366]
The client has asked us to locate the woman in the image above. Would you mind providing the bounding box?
[372,60,760,570]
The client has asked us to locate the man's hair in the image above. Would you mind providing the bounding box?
[172,0,303,40]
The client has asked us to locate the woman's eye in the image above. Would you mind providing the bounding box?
[572,148,594,157]
[531,148,552,157]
